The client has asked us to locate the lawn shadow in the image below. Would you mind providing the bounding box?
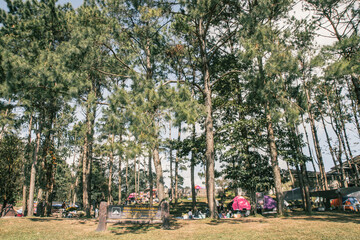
[109,219,183,236]
[205,217,268,225]
[28,217,65,222]
[285,211,360,224]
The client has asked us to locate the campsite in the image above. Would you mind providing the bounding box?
[1,0,360,239]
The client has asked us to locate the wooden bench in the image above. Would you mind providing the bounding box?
[96,201,170,231]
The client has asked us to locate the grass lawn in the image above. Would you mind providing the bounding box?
[0,212,359,240]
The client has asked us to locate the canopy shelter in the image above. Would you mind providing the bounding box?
[283,188,303,201]
[310,187,360,199]
[232,196,251,211]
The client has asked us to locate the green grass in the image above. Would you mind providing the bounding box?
[1,211,359,240]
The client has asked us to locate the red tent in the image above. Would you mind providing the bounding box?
[232,196,251,211]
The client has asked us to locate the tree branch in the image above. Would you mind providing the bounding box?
[210,70,242,88]
[161,80,205,97]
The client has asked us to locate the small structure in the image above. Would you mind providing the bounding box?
[96,201,170,231]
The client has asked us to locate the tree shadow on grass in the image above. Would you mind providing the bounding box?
[28,217,65,222]
[284,211,360,225]
[109,219,183,236]
[205,218,268,225]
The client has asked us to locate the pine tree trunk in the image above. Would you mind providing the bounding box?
[27,123,42,216]
[134,157,137,196]
[153,146,165,201]
[175,123,181,204]
[73,174,79,206]
[305,86,328,190]
[169,122,174,201]
[286,162,295,188]
[126,159,129,196]
[118,155,122,205]
[108,155,113,204]
[137,158,140,196]
[320,112,341,181]
[22,115,33,216]
[350,74,360,109]
[330,117,348,188]
[149,150,153,207]
[191,124,196,211]
[295,164,306,210]
[300,163,312,213]
[83,100,95,218]
[301,116,320,188]
[325,92,348,187]
[339,111,360,185]
[266,105,283,215]
[346,79,360,137]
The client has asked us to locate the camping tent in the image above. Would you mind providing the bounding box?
[264,196,277,210]
[232,196,251,211]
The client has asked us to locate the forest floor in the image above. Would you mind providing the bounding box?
[0,211,359,240]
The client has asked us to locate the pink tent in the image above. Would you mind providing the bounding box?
[232,196,251,211]
[195,185,201,190]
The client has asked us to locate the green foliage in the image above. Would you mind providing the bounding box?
[0,134,24,205]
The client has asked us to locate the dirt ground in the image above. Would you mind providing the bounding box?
[0,212,359,240]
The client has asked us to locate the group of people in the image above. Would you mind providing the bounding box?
[184,208,207,219]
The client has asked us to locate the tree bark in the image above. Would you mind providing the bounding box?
[22,115,33,216]
[304,86,328,190]
[286,162,295,188]
[301,116,320,188]
[126,158,129,197]
[266,104,284,215]
[153,146,165,201]
[169,122,174,201]
[191,124,196,211]
[108,137,114,204]
[175,123,181,204]
[27,122,42,216]
[83,99,95,218]
[149,150,153,207]
[118,155,122,204]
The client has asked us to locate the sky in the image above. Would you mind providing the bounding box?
[0,0,358,189]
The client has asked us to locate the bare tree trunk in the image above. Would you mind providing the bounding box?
[27,122,42,216]
[153,146,165,201]
[149,151,153,207]
[301,116,320,189]
[169,122,174,201]
[300,163,312,213]
[330,117,348,188]
[266,105,283,215]
[175,123,181,204]
[339,111,360,185]
[191,124,196,211]
[126,158,129,197]
[320,112,341,180]
[73,174,79,206]
[286,162,295,188]
[346,78,360,137]
[22,115,33,216]
[295,164,306,210]
[83,100,95,218]
[137,157,140,196]
[305,86,328,190]
[118,156,122,205]
[134,157,137,196]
